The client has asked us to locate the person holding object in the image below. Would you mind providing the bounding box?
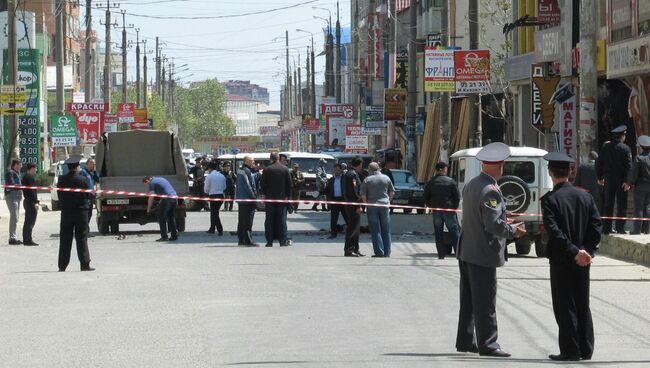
[143,176,178,242]
[596,125,631,234]
[541,152,601,361]
[342,157,365,257]
[204,161,227,236]
[4,158,23,245]
[424,161,461,259]
[455,143,526,358]
[360,162,395,257]
[57,156,94,271]
[629,135,650,234]
[21,163,40,246]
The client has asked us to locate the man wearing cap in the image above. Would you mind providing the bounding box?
[596,125,632,234]
[541,152,601,361]
[342,157,366,257]
[455,143,526,357]
[424,161,461,259]
[629,135,650,234]
[57,155,94,271]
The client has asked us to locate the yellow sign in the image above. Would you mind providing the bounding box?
[0,85,28,115]
[197,136,261,144]
[424,81,455,92]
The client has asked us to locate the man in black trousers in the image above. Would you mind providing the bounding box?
[542,152,601,361]
[260,152,293,247]
[326,163,347,238]
[342,157,365,257]
[57,156,94,272]
[596,125,631,234]
[21,163,40,246]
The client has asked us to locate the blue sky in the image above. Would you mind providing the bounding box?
[95,0,351,109]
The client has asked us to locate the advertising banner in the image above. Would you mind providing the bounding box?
[0,85,28,115]
[384,88,407,121]
[424,49,455,92]
[559,94,577,158]
[75,111,101,146]
[51,115,78,147]
[345,125,368,153]
[454,50,491,94]
[118,103,135,123]
[531,65,560,132]
[538,0,561,24]
[327,117,352,147]
[104,113,118,133]
[68,102,108,112]
[365,106,385,128]
[304,118,321,133]
[395,49,409,89]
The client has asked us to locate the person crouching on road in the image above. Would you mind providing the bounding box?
[58,155,94,271]
[424,161,461,259]
[236,155,258,246]
[204,161,227,236]
[541,152,601,361]
[21,163,40,246]
[360,162,395,257]
[144,175,178,242]
[260,152,293,247]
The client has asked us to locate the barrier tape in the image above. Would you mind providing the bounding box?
[2,184,648,221]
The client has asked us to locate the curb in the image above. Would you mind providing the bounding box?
[599,235,650,267]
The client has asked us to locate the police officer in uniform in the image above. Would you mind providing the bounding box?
[629,135,650,234]
[541,152,601,361]
[57,155,94,272]
[596,125,632,234]
[455,143,526,357]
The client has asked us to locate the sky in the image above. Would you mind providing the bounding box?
[91,0,351,110]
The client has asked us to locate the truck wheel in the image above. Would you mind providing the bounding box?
[535,233,548,258]
[109,222,120,235]
[98,217,110,235]
[515,238,532,255]
[176,217,186,232]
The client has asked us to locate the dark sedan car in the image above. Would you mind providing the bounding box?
[389,169,425,214]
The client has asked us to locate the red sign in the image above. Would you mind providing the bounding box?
[118,103,135,123]
[305,118,320,133]
[75,112,101,146]
[454,50,491,81]
[130,122,150,130]
[67,102,109,112]
[538,0,561,24]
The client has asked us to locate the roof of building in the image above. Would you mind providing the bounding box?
[226,94,257,102]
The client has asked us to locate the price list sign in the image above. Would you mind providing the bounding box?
[18,116,40,167]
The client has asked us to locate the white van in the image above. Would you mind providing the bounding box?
[280,152,335,200]
[182,148,195,165]
[450,146,553,257]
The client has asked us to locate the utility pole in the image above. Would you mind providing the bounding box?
[306,46,311,115]
[55,0,65,114]
[578,0,598,163]
[311,40,316,116]
[84,0,92,102]
[285,30,291,120]
[161,62,166,103]
[335,1,342,103]
[468,0,480,146]
[293,63,298,116]
[440,0,451,160]
[120,10,133,104]
[387,0,396,148]
[406,0,417,171]
[351,0,359,123]
[155,37,160,95]
[297,54,302,116]
[135,28,141,107]
[143,40,149,109]
[99,0,116,104]
[6,0,19,161]
[325,20,334,97]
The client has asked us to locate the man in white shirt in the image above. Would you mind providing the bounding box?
[204,161,227,235]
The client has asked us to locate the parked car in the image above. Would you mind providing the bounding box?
[280,152,335,201]
[389,169,425,214]
[51,158,88,211]
[449,146,552,257]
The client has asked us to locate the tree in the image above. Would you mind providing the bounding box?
[174,79,235,146]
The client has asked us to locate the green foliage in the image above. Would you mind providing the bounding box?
[174,79,235,146]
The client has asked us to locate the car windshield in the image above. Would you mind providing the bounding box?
[292,158,334,174]
[392,171,417,185]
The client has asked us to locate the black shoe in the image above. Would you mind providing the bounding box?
[548,354,580,361]
[280,240,293,247]
[457,346,479,354]
[155,237,169,242]
[371,255,383,258]
[327,235,337,239]
[23,241,39,246]
[344,252,359,257]
[356,252,366,257]
[265,243,273,247]
[480,349,511,358]
[169,236,178,241]
[206,230,215,234]
[245,242,259,247]
[581,355,592,361]
[8,239,22,245]
[80,266,95,272]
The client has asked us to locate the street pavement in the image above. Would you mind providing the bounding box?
[1,205,649,368]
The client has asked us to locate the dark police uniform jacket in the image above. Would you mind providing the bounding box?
[629,150,650,191]
[57,171,91,211]
[596,141,631,183]
[342,169,361,204]
[260,162,292,200]
[424,174,460,209]
[541,182,601,264]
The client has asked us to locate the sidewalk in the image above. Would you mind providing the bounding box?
[600,233,650,267]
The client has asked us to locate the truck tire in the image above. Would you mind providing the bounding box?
[98,217,110,235]
[535,232,548,258]
[497,175,531,214]
[515,238,532,255]
[177,217,186,232]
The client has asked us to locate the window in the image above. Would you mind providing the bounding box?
[290,158,334,174]
[639,0,650,35]
[503,161,535,184]
[391,171,417,185]
[611,0,632,42]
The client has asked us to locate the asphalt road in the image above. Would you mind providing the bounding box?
[0,207,649,368]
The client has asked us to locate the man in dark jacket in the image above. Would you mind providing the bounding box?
[260,152,293,247]
[424,161,460,259]
[541,152,601,361]
[342,157,365,257]
[21,163,40,246]
[575,151,601,212]
[629,135,650,234]
[5,158,22,245]
[57,156,94,272]
[326,163,348,238]
[222,162,236,211]
[236,155,258,246]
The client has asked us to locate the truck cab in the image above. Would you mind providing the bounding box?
[450,146,552,257]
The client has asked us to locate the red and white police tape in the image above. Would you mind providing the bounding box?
[2,184,647,221]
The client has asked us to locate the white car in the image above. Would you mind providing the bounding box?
[450,146,552,257]
[51,158,88,211]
